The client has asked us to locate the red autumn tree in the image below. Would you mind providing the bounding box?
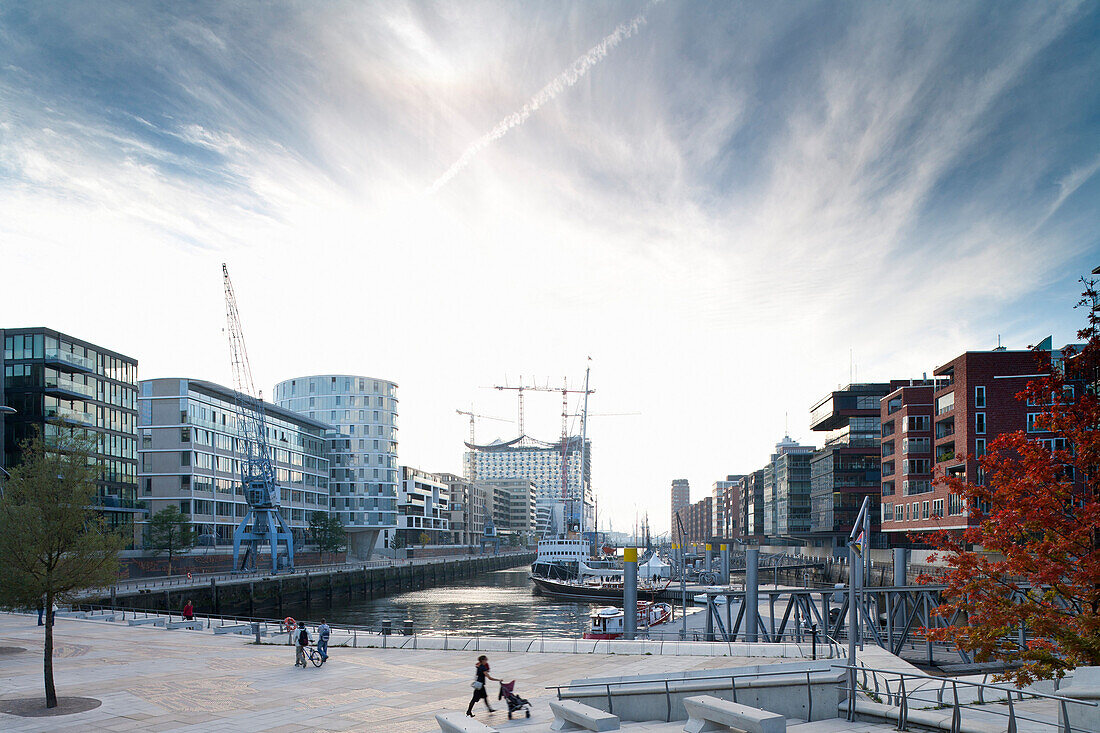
[921,279,1100,685]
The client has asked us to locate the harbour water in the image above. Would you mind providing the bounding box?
[286,567,603,637]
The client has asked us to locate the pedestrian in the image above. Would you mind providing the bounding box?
[182,600,194,621]
[317,618,330,662]
[294,621,310,668]
[36,597,44,626]
[465,654,498,717]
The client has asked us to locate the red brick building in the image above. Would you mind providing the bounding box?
[881,347,1079,540]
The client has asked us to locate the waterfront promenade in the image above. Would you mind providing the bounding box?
[0,613,810,732]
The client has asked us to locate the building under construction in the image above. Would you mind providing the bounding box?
[464,434,591,537]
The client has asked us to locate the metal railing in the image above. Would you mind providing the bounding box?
[54,602,834,661]
[90,550,534,595]
[837,663,1097,733]
[549,665,843,723]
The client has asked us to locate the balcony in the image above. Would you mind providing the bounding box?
[44,348,96,374]
[44,375,96,400]
[935,418,955,439]
[45,405,96,426]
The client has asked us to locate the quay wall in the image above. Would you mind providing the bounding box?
[96,552,536,619]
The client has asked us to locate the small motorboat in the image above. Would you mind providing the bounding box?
[583,601,673,639]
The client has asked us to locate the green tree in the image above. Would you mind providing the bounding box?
[0,432,125,708]
[146,505,195,576]
[418,531,431,546]
[309,510,345,562]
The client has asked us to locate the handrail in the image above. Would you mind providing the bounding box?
[548,664,842,696]
[832,663,1096,706]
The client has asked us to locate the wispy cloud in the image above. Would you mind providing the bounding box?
[426,1,661,193]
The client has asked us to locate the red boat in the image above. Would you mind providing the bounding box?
[583,601,673,639]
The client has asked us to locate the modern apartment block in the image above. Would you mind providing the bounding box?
[670,478,690,533]
[808,383,891,551]
[741,470,765,542]
[396,466,449,545]
[2,328,140,539]
[879,380,939,537]
[274,375,399,558]
[712,475,743,542]
[484,477,537,542]
[437,472,487,546]
[138,378,331,547]
[682,495,713,545]
[466,435,591,536]
[762,435,815,541]
[883,346,1082,539]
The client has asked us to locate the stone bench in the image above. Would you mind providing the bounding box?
[213,624,252,635]
[166,620,204,630]
[435,711,499,732]
[549,699,620,731]
[127,617,166,627]
[684,695,785,733]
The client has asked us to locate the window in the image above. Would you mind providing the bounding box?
[881,481,894,496]
[143,478,152,495]
[180,451,191,466]
[922,501,929,519]
[1027,413,1043,433]
[936,392,954,415]
[932,499,944,518]
[180,428,190,443]
[180,500,191,514]
[975,412,985,435]
[905,415,929,432]
[882,460,895,476]
[975,438,986,457]
[974,386,986,408]
[948,494,964,516]
[894,505,903,521]
[904,437,929,454]
[904,458,930,475]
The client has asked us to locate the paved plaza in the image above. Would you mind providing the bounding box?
[0,614,819,733]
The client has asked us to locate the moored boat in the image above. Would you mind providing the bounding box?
[530,573,671,601]
[583,601,674,639]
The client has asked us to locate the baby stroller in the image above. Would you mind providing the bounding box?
[498,680,531,719]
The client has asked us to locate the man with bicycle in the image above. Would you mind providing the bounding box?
[294,622,310,668]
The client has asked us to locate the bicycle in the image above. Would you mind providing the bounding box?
[305,646,327,667]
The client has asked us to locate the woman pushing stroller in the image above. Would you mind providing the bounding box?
[466,655,499,717]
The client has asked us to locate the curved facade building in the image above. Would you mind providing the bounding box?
[274,375,398,558]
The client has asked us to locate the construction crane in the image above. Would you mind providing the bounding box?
[456,409,513,482]
[222,264,294,574]
[492,376,544,436]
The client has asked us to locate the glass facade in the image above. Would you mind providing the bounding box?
[138,378,331,545]
[2,328,139,539]
[274,375,399,535]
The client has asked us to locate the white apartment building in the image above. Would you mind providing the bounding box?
[274,375,398,558]
[397,466,449,545]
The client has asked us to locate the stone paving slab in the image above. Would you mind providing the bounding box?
[0,614,814,733]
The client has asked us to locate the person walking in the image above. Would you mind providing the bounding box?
[317,619,330,662]
[294,622,310,668]
[36,597,44,626]
[182,600,194,621]
[465,654,499,717]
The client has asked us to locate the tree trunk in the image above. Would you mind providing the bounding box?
[44,592,56,708]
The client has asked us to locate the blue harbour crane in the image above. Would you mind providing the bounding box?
[223,264,295,573]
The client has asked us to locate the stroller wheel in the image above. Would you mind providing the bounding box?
[525,710,531,718]
[508,712,512,719]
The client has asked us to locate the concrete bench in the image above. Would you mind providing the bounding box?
[684,695,785,733]
[54,611,87,619]
[549,699,620,731]
[166,620,204,630]
[127,617,166,627]
[91,613,117,622]
[435,711,499,732]
[213,624,252,635]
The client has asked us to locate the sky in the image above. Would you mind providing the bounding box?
[2,1,1099,535]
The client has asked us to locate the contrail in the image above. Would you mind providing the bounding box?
[427,2,660,194]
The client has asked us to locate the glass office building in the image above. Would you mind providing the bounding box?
[274,375,399,558]
[1,327,140,541]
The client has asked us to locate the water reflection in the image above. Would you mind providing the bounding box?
[284,568,602,637]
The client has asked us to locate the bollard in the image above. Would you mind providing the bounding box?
[720,544,730,586]
[623,547,638,641]
[381,619,391,636]
[745,547,759,642]
[252,622,260,644]
[705,544,712,574]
